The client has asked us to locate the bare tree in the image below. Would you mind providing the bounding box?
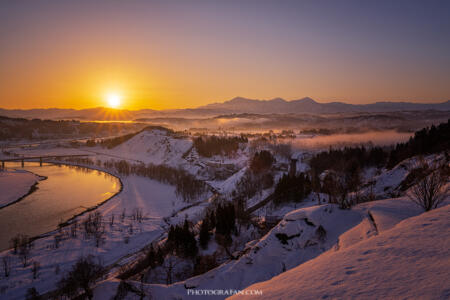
[2,256,11,277]
[25,287,41,300]
[58,256,105,300]
[17,235,32,267]
[32,261,40,279]
[408,165,448,211]
[54,234,62,249]
[94,227,105,248]
[109,214,115,227]
[162,256,181,285]
[70,221,78,238]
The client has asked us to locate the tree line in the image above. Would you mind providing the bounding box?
[193,135,248,157]
[309,119,450,175]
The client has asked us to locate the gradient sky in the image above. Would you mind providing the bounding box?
[0,0,449,110]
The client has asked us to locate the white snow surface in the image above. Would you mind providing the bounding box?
[0,169,40,208]
[137,197,435,300]
[109,130,193,167]
[231,204,450,300]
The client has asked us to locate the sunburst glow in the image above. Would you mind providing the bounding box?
[106,93,121,108]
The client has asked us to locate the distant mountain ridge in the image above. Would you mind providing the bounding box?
[0,97,449,120]
[200,97,450,114]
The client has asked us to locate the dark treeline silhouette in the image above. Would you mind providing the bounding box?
[199,202,237,252]
[274,172,312,205]
[309,146,387,175]
[98,132,139,149]
[57,256,105,300]
[309,120,450,174]
[194,135,248,157]
[387,120,450,168]
[250,150,275,173]
[166,220,198,258]
[0,116,143,140]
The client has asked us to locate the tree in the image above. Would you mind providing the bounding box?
[58,256,105,300]
[2,256,11,277]
[250,150,274,173]
[19,236,32,267]
[408,164,448,211]
[310,170,322,205]
[199,219,210,249]
[161,256,180,285]
[25,287,41,300]
[32,261,40,279]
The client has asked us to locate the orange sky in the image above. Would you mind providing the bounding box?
[0,1,449,110]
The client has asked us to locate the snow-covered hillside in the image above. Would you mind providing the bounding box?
[110,129,193,167]
[109,196,430,300]
[231,204,450,300]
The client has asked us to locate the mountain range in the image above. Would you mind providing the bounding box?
[0,97,449,120]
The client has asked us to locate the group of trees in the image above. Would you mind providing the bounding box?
[274,172,312,205]
[9,234,33,267]
[102,160,207,202]
[249,150,274,173]
[194,135,248,157]
[233,151,275,202]
[387,120,450,168]
[57,256,105,300]
[167,220,198,258]
[199,203,237,253]
[118,203,237,284]
[309,120,450,175]
[305,120,450,209]
[309,146,387,175]
[0,116,143,141]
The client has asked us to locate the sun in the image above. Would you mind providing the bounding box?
[106,93,121,108]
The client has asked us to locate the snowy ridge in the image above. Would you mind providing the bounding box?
[231,204,450,300]
[133,197,432,300]
[110,130,193,167]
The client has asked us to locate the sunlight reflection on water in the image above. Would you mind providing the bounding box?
[0,162,120,251]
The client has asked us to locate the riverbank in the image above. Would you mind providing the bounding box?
[0,161,210,299]
[0,169,44,209]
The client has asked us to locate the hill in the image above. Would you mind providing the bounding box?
[232,204,450,300]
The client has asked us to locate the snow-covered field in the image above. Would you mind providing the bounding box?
[0,169,41,208]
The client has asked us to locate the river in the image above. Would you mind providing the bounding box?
[0,162,120,251]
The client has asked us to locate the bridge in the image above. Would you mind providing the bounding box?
[1,154,92,168]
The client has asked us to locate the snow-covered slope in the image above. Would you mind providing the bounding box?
[139,197,428,300]
[110,129,193,167]
[231,204,450,300]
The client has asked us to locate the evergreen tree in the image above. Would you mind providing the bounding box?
[199,219,210,249]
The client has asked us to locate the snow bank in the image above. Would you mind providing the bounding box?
[0,170,40,208]
[140,197,436,300]
[231,204,450,300]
